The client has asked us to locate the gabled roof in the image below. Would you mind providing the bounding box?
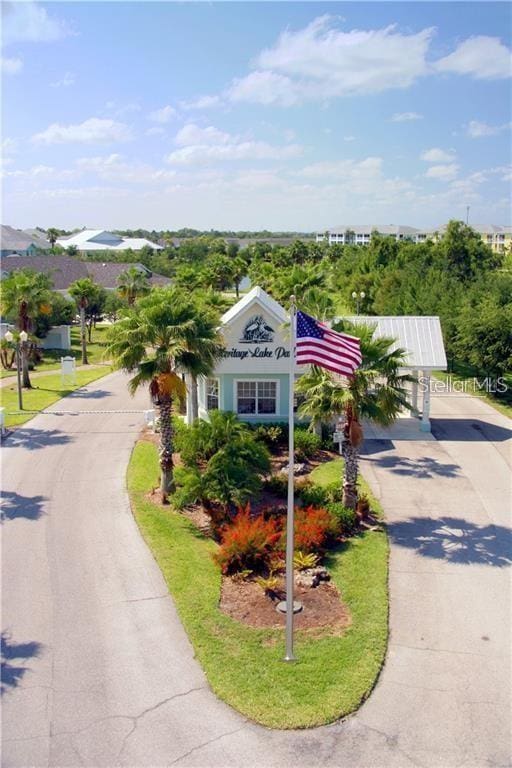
[1,225,51,251]
[56,229,163,251]
[0,255,171,290]
[221,286,288,326]
[335,315,447,370]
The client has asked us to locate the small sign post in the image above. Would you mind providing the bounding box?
[61,356,76,386]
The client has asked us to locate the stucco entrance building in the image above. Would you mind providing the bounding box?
[187,287,447,432]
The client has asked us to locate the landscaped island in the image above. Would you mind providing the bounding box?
[127,415,388,729]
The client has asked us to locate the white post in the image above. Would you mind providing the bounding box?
[284,297,296,662]
[185,373,194,426]
[421,371,431,432]
[411,369,419,415]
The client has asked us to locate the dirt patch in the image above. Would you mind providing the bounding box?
[220,576,351,632]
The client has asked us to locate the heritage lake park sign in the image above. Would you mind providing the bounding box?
[221,314,290,361]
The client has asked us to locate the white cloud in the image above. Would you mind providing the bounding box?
[227,16,434,106]
[1,56,23,74]
[467,120,511,138]
[229,71,298,106]
[421,148,456,163]
[175,124,231,147]
[146,127,165,137]
[425,164,459,181]
[2,137,18,154]
[50,71,75,88]
[166,141,302,166]
[166,123,302,165]
[32,118,132,145]
[148,105,177,123]
[435,36,511,79]
[391,112,423,122]
[344,136,356,142]
[299,157,383,180]
[180,95,221,110]
[2,1,72,45]
[75,154,176,184]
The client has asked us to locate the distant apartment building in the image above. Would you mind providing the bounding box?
[56,229,163,253]
[316,225,429,246]
[316,223,512,252]
[435,223,512,254]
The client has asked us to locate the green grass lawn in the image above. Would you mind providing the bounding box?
[1,367,112,427]
[434,362,512,419]
[0,325,111,379]
[128,443,388,729]
[310,457,384,517]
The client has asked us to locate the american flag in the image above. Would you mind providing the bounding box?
[295,311,362,376]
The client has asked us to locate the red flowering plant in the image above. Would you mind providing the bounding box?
[290,506,338,554]
[214,505,282,575]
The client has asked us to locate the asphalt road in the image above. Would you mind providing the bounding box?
[2,373,511,767]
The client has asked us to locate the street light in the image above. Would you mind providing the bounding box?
[4,330,28,410]
[351,291,366,315]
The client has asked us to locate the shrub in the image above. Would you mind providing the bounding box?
[295,479,329,507]
[325,482,344,504]
[174,412,271,510]
[291,506,337,553]
[263,474,288,497]
[171,466,204,509]
[203,448,267,510]
[326,502,358,536]
[252,423,286,452]
[214,507,282,574]
[294,428,321,460]
[293,551,319,570]
[255,576,280,595]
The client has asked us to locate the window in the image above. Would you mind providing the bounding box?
[236,381,277,415]
[206,378,219,410]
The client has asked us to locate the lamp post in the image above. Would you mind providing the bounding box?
[351,291,366,315]
[4,330,28,410]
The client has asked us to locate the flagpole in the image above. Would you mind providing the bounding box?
[284,295,296,662]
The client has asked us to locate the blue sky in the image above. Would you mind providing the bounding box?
[2,1,511,231]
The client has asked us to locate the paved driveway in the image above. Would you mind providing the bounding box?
[2,374,510,767]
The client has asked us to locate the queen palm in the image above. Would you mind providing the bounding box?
[117,266,150,306]
[0,269,53,387]
[296,322,414,509]
[106,287,203,502]
[69,278,100,365]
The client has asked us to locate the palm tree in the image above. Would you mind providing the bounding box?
[69,277,99,365]
[296,322,414,509]
[117,266,150,306]
[0,269,53,387]
[105,287,203,502]
[178,301,224,421]
[46,228,60,249]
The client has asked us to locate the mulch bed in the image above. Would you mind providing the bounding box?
[140,427,350,633]
[220,576,351,632]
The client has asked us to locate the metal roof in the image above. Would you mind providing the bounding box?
[56,230,163,251]
[335,315,447,370]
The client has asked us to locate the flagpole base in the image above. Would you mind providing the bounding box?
[283,654,297,663]
[276,600,303,614]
